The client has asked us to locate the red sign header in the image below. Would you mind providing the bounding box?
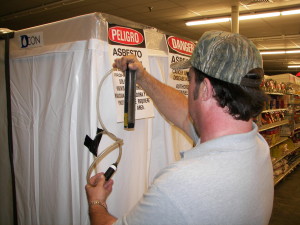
[167,36,195,56]
[108,26,144,46]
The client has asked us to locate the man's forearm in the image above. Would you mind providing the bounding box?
[89,205,117,225]
[137,69,191,135]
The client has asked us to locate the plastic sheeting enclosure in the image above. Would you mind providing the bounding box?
[5,12,193,225]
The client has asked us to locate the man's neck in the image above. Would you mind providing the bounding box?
[196,108,253,143]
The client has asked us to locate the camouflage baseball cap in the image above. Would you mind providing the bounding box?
[171,30,263,87]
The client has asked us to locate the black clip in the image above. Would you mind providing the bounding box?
[84,128,103,156]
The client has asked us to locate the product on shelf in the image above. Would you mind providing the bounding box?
[261,127,281,146]
[286,151,300,165]
[292,132,300,143]
[261,78,288,93]
[273,159,289,177]
[271,142,289,158]
[273,168,283,176]
[294,111,300,124]
[286,83,300,95]
[273,160,284,170]
[260,112,286,126]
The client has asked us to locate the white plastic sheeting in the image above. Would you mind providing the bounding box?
[9,13,193,225]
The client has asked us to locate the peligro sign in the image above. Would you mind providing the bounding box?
[108,26,144,45]
[167,36,195,56]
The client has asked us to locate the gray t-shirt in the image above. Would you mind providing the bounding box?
[114,123,274,225]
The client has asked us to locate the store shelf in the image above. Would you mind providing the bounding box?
[272,144,300,165]
[259,119,289,132]
[265,92,285,96]
[269,137,289,149]
[287,92,300,96]
[294,123,300,131]
[262,108,288,113]
[274,158,300,186]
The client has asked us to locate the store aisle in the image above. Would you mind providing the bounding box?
[269,166,300,225]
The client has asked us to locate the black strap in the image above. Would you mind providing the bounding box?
[84,128,103,157]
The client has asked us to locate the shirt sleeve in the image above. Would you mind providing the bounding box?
[113,184,187,225]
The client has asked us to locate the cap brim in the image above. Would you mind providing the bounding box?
[170,59,192,70]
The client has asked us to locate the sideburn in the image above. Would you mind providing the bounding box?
[193,69,205,100]
[193,82,200,100]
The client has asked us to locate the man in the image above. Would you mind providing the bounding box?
[85,30,274,225]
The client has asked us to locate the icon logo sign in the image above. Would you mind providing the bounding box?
[108,26,144,46]
[20,32,44,48]
[167,36,195,56]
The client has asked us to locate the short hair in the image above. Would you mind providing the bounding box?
[192,67,268,121]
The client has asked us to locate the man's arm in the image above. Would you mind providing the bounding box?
[113,55,192,138]
[88,205,116,225]
[85,173,117,225]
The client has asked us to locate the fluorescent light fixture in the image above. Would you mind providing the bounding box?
[281,9,300,15]
[185,8,300,26]
[239,12,280,20]
[260,50,300,55]
[186,17,230,26]
[288,65,300,68]
[185,12,280,26]
[260,51,286,55]
[286,50,300,54]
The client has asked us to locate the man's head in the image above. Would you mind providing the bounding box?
[172,30,267,121]
[171,30,264,88]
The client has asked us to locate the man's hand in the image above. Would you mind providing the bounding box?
[85,173,117,225]
[112,55,145,83]
[85,173,114,204]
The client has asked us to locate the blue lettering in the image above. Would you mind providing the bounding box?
[21,35,29,48]
[20,34,42,48]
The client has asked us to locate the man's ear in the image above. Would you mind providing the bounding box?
[201,78,214,101]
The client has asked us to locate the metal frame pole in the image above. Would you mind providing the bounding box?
[1,31,18,225]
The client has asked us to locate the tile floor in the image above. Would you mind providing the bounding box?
[269,166,300,225]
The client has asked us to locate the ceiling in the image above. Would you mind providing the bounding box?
[1,0,300,75]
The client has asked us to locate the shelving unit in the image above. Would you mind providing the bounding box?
[262,108,288,113]
[274,158,300,185]
[272,143,300,165]
[259,119,289,132]
[260,74,300,186]
[265,92,285,96]
[295,123,300,131]
[269,137,289,149]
